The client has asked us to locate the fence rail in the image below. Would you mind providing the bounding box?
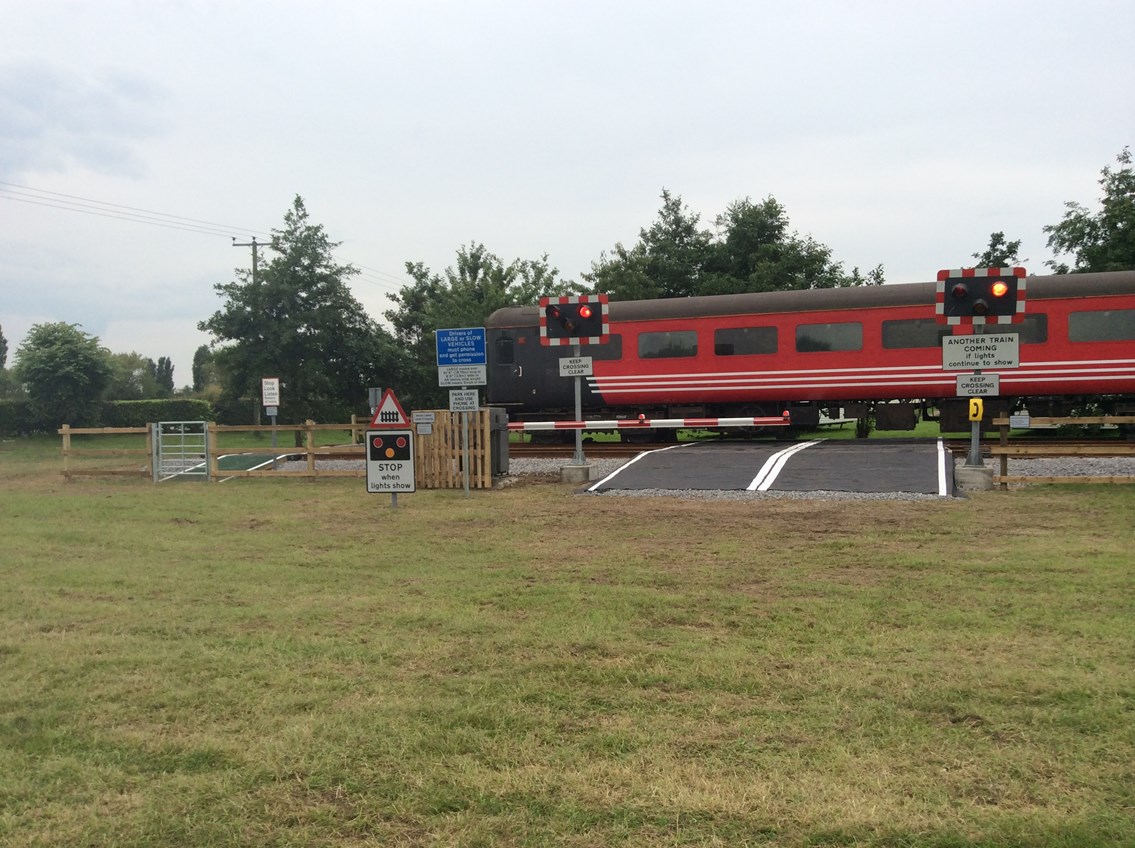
[58,411,497,489]
[990,416,1135,487]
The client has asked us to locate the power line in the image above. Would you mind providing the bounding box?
[0,180,267,239]
[1,180,415,289]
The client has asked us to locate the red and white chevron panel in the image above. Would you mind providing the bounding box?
[935,266,1027,325]
[538,293,610,345]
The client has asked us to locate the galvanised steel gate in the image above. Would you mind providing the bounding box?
[152,421,210,482]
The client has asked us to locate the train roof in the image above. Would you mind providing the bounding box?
[484,270,1135,328]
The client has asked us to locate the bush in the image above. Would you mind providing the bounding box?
[0,399,38,434]
[0,398,215,434]
[98,399,215,428]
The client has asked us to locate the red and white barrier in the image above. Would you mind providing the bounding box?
[508,413,791,432]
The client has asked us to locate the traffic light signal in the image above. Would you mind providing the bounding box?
[540,294,609,345]
[369,431,412,461]
[936,268,1026,324]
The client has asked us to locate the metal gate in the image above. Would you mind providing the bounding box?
[152,421,210,482]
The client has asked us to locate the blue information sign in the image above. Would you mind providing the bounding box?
[436,327,487,366]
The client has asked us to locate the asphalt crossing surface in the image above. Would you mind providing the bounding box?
[587,439,954,497]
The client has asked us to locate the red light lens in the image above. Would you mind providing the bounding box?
[951,283,968,299]
[578,304,593,319]
[991,281,1009,297]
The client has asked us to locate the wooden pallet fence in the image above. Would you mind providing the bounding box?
[414,409,493,489]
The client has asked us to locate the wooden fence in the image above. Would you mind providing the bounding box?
[58,411,499,489]
[990,416,1135,487]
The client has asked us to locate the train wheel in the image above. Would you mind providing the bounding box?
[736,405,772,438]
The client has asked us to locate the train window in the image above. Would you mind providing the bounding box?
[714,326,777,356]
[494,337,515,365]
[1008,313,1048,344]
[795,322,862,353]
[588,334,623,360]
[639,330,697,359]
[881,319,950,349]
[1068,309,1135,342]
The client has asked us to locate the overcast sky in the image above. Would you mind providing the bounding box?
[3,0,1133,387]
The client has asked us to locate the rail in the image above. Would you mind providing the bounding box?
[990,416,1135,487]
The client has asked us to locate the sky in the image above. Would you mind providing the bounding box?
[3,0,1134,388]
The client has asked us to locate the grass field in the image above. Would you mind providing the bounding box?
[2,436,1134,847]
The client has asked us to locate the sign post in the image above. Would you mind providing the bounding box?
[261,377,280,467]
[437,328,487,499]
[366,388,414,508]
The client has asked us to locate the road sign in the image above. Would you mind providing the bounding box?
[261,377,280,406]
[365,429,415,493]
[369,388,410,427]
[436,327,487,365]
[449,389,479,412]
[438,364,487,387]
[956,373,1000,396]
[437,327,488,387]
[559,356,594,377]
[942,334,1020,370]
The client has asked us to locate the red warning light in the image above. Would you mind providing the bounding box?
[991,281,1009,297]
[578,304,593,319]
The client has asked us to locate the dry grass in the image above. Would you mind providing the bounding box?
[2,436,1134,846]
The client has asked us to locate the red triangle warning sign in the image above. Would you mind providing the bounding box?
[369,388,410,428]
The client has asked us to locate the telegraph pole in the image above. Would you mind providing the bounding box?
[234,236,268,428]
[232,236,266,286]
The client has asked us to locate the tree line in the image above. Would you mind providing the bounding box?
[3,147,1131,429]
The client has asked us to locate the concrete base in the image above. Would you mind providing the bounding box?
[955,463,995,492]
[559,464,595,484]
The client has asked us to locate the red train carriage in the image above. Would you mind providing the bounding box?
[484,271,1135,433]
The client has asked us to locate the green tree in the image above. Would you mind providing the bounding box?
[972,231,1023,268]
[106,352,159,400]
[588,191,883,300]
[705,196,878,293]
[13,322,114,426]
[198,196,399,424]
[586,189,713,299]
[1045,147,1135,273]
[191,344,218,394]
[385,243,575,409]
[155,356,174,398]
[0,324,7,369]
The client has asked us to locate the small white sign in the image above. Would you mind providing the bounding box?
[365,429,416,493]
[1009,414,1031,429]
[559,356,594,378]
[942,334,1020,370]
[438,364,487,387]
[449,389,479,412]
[261,377,280,406]
[411,411,436,424]
[956,373,1000,396]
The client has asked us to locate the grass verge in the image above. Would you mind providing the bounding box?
[2,438,1133,846]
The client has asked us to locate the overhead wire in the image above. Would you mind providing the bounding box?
[0,180,414,291]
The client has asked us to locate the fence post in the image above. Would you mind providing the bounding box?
[306,421,316,474]
[207,422,219,482]
[999,420,1009,490]
[60,424,71,479]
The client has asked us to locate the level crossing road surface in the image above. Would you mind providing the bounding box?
[587,439,955,497]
